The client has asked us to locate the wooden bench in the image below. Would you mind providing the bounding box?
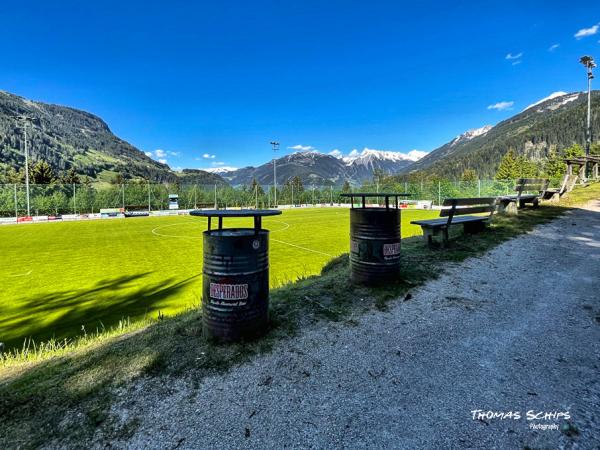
[497,178,550,215]
[411,197,497,246]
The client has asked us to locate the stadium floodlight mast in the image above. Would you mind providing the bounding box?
[270,141,279,207]
[17,116,32,217]
[580,56,596,158]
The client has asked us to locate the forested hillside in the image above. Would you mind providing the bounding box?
[401,91,600,179]
[0,90,224,185]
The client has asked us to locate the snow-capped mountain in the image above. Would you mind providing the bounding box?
[341,148,422,164]
[221,148,427,186]
[399,90,600,178]
[523,91,580,113]
[203,166,238,174]
[450,125,493,146]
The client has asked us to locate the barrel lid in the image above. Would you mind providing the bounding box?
[190,209,282,218]
[190,209,281,231]
[340,193,410,210]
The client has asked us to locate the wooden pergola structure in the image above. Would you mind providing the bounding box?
[563,155,600,190]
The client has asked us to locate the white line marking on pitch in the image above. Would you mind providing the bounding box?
[271,238,334,257]
[9,270,32,277]
[269,220,290,233]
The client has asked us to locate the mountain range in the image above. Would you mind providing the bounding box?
[401,91,600,178]
[214,148,424,186]
[1,89,597,186]
[0,90,225,185]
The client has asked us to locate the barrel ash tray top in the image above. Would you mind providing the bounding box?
[339,192,411,209]
[189,208,282,231]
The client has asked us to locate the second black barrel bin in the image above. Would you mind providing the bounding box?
[190,209,282,342]
[340,193,410,286]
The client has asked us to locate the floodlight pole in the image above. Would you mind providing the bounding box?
[19,117,31,217]
[14,184,18,219]
[580,55,596,178]
[585,60,594,156]
[270,141,279,207]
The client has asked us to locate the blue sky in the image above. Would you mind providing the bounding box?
[1,1,599,170]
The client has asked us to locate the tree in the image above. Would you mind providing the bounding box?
[110,173,125,185]
[341,180,351,193]
[495,149,519,180]
[249,178,264,195]
[4,167,24,183]
[543,148,565,179]
[291,175,304,193]
[30,160,56,184]
[515,156,538,178]
[563,143,585,159]
[61,168,80,184]
[460,169,478,182]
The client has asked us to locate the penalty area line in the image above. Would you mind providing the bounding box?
[271,238,334,258]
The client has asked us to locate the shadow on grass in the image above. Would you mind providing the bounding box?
[1,273,200,350]
[0,202,588,448]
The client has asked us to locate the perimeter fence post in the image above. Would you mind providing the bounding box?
[14,183,18,219]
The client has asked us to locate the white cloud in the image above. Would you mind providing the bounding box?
[172,166,183,172]
[512,60,522,66]
[288,144,316,152]
[329,149,343,158]
[202,153,216,159]
[505,52,523,60]
[548,44,560,51]
[145,148,178,165]
[487,101,514,111]
[575,23,599,39]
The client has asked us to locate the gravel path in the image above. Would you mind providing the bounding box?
[104,201,600,449]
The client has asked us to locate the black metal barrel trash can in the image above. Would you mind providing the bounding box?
[340,193,410,286]
[190,209,282,342]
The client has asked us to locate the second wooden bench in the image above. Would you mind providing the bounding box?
[411,197,497,247]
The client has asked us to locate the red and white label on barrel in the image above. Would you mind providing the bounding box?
[209,283,249,300]
[383,242,401,257]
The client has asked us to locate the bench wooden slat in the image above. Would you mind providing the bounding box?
[516,185,545,191]
[517,178,547,184]
[439,205,495,217]
[442,197,496,206]
[500,194,538,201]
[411,215,489,227]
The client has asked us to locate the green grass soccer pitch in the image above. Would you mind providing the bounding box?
[0,208,437,350]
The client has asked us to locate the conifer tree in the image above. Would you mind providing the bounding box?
[495,149,518,180]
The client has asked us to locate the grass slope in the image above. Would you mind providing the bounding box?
[0,208,435,350]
